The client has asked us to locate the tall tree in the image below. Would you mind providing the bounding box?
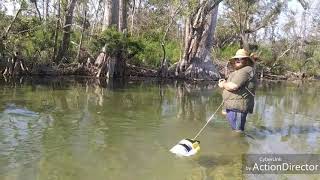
[159,2,182,77]
[56,0,78,62]
[118,0,127,32]
[129,0,136,35]
[102,0,118,31]
[45,0,49,20]
[93,0,128,78]
[52,0,61,61]
[102,0,127,32]
[76,3,87,62]
[175,0,222,80]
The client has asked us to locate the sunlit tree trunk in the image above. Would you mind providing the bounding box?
[102,0,119,31]
[130,0,136,35]
[102,0,112,31]
[176,0,222,80]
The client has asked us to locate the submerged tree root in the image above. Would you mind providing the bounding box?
[2,55,29,76]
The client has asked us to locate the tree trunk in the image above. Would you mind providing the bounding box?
[32,0,42,21]
[118,0,127,32]
[102,0,112,31]
[76,7,87,62]
[130,0,135,35]
[240,33,249,50]
[111,0,119,26]
[184,17,190,50]
[3,53,29,76]
[93,0,127,78]
[93,52,125,78]
[3,8,23,39]
[52,0,60,62]
[159,4,181,78]
[56,0,78,62]
[42,0,45,19]
[176,1,221,80]
[103,0,119,31]
[46,0,49,20]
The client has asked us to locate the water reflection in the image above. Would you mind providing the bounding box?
[4,104,39,117]
[0,78,319,179]
[249,125,320,138]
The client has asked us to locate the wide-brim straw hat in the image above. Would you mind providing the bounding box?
[229,49,254,63]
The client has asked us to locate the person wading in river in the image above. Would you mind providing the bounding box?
[218,49,256,132]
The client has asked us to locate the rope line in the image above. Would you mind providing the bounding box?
[193,100,224,140]
[192,87,255,140]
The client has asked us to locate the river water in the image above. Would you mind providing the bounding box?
[0,77,319,180]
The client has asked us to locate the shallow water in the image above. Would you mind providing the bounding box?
[0,77,320,180]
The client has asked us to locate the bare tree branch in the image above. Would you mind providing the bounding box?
[207,0,224,12]
[297,0,309,10]
[160,3,182,69]
[2,8,24,38]
[245,2,282,33]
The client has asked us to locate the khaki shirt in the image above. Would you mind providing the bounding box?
[222,66,256,113]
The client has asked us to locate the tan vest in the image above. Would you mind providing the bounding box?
[222,66,256,113]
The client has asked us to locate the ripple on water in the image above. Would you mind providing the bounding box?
[0,105,45,175]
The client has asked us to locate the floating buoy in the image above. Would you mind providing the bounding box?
[169,139,200,157]
[170,101,224,157]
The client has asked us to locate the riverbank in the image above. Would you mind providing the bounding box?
[1,61,318,81]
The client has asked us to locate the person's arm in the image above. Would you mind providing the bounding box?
[219,68,251,91]
[218,79,239,91]
[222,81,239,91]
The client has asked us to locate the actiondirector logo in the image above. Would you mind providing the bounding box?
[243,154,320,174]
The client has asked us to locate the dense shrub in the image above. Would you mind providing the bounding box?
[90,28,181,67]
[213,44,240,60]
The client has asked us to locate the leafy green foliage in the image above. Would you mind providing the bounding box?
[3,16,57,63]
[1,0,319,77]
[90,27,144,61]
[90,28,180,67]
[258,46,273,66]
[213,44,240,60]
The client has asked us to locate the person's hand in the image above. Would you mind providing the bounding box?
[218,79,225,88]
[221,109,227,116]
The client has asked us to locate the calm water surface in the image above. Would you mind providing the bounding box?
[0,77,320,180]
